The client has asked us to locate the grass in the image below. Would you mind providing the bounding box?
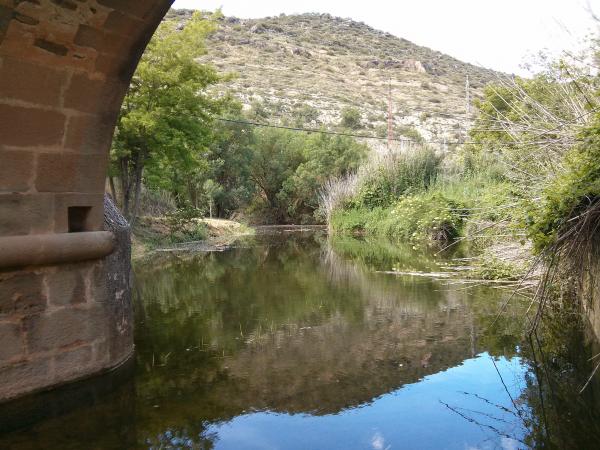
[325,147,527,278]
[132,216,254,259]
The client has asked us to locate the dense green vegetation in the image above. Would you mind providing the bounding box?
[325,46,600,284]
[112,9,600,294]
[110,13,367,225]
[110,12,223,222]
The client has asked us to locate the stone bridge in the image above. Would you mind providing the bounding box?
[0,0,175,401]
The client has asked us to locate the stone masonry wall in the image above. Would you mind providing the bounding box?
[0,0,173,401]
[0,196,133,401]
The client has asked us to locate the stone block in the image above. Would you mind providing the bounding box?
[46,266,87,307]
[0,104,66,147]
[96,0,157,19]
[63,72,125,115]
[92,338,110,365]
[0,56,67,106]
[0,357,51,400]
[0,271,47,317]
[0,321,23,363]
[103,10,143,33]
[0,193,55,236]
[0,149,34,192]
[53,344,94,379]
[0,5,11,44]
[24,305,107,353]
[94,53,130,81]
[64,113,116,154]
[35,153,107,193]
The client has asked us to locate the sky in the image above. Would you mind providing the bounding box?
[172,0,600,75]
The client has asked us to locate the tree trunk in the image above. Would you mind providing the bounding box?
[129,152,145,227]
[120,158,131,219]
[108,176,117,203]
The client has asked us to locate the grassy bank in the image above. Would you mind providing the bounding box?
[132,216,254,259]
[324,48,600,295]
[323,147,528,280]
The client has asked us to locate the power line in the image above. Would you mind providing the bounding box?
[216,117,469,145]
[216,116,597,148]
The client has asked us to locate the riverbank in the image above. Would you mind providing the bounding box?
[132,216,255,259]
[325,153,534,283]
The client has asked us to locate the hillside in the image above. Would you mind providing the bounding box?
[169,10,501,151]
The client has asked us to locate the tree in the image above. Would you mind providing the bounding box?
[281,133,367,222]
[247,128,367,224]
[204,102,256,217]
[203,179,223,218]
[110,12,223,223]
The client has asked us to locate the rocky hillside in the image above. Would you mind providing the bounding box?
[170,10,501,151]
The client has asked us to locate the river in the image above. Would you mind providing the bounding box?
[1,230,600,449]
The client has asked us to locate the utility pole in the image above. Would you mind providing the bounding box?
[387,78,393,150]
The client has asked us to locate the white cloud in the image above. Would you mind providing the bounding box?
[371,431,391,450]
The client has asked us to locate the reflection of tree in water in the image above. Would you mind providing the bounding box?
[432,300,600,448]
[132,234,528,446]
[3,235,598,449]
[516,310,600,449]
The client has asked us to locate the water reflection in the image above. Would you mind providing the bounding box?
[0,232,599,449]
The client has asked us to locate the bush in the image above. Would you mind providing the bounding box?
[340,107,362,130]
[166,205,208,241]
[372,192,465,244]
[354,147,441,208]
[330,192,465,245]
[525,136,600,252]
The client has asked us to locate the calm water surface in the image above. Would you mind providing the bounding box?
[1,231,600,449]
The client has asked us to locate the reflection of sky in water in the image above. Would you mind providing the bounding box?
[203,353,527,450]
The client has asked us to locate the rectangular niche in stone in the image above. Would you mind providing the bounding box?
[68,206,92,233]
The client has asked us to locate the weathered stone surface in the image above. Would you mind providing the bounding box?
[0,57,66,106]
[0,272,47,317]
[0,321,23,363]
[0,358,51,400]
[53,192,104,233]
[53,345,94,379]
[0,150,34,192]
[0,104,66,147]
[0,0,171,403]
[96,0,157,19]
[35,153,107,193]
[103,10,143,32]
[0,193,55,236]
[24,305,107,353]
[0,5,12,44]
[64,73,124,114]
[102,195,134,364]
[46,266,87,307]
[64,114,116,154]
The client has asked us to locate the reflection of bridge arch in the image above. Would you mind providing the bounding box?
[0,1,174,401]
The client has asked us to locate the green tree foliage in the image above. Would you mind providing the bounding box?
[247,129,368,223]
[526,120,600,251]
[467,59,600,252]
[281,133,367,222]
[110,12,223,222]
[340,107,362,130]
[202,102,256,217]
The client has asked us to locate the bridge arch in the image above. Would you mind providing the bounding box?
[0,0,174,401]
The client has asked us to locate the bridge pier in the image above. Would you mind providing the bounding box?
[0,0,174,401]
[0,196,133,401]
